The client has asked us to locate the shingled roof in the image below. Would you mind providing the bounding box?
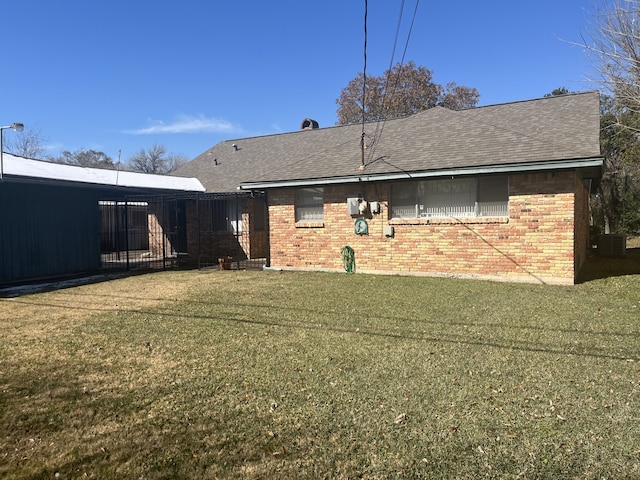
[175,91,603,192]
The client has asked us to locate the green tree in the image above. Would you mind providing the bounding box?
[56,149,115,169]
[336,61,480,125]
[544,87,572,97]
[542,89,640,234]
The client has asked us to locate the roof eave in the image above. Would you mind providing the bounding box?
[2,174,206,192]
[239,157,605,190]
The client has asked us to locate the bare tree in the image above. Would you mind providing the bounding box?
[3,126,48,159]
[579,1,640,118]
[576,2,640,234]
[165,153,190,173]
[128,144,168,174]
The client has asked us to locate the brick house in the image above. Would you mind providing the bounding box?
[178,92,603,284]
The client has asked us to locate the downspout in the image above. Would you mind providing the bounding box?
[235,194,241,270]
[124,201,130,271]
[265,191,271,268]
[196,194,201,270]
[161,196,167,269]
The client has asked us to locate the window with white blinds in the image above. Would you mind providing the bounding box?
[295,187,324,222]
[390,176,508,219]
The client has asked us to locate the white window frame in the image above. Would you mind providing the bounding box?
[390,176,508,219]
[295,187,324,222]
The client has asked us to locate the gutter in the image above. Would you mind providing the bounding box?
[239,157,604,190]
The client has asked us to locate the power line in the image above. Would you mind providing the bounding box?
[366,0,421,165]
[361,0,368,170]
[366,0,406,164]
[399,0,420,66]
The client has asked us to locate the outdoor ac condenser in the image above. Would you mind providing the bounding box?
[597,234,626,257]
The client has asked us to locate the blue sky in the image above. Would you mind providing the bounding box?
[2,1,598,165]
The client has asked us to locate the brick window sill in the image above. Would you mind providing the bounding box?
[295,221,325,228]
[389,216,509,226]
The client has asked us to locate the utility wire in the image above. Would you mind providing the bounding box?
[399,0,420,66]
[366,0,421,165]
[366,0,406,163]
[382,0,408,116]
[361,0,368,169]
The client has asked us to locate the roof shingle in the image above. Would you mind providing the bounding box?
[176,91,602,192]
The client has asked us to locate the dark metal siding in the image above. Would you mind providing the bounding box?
[0,183,268,284]
[0,182,102,284]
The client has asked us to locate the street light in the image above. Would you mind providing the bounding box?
[0,122,24,181]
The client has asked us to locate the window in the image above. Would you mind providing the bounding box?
[477,176,509,217]
[213,199,242,232]
[390,176,508,219]
[296,187,324,222]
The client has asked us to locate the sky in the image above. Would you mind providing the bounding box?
[1,1,602,165]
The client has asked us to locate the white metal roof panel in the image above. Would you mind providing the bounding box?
[2,153,205,191]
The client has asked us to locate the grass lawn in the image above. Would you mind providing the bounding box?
[1,250,639,479]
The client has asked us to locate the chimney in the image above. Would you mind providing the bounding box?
[301,118,319,130]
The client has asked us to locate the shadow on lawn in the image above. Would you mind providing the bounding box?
[2,241,639,298]
[7,292,637,362]
[578,247,640,283]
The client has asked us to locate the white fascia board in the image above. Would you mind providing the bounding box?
[239,157,604,190]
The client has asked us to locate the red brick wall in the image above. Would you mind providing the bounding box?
[148,205,173,257]
[148,212,165,257]
[267,171,584,284]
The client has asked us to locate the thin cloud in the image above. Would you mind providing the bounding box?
[126,114,241,135]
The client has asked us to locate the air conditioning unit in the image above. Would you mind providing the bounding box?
[597,234,626,257]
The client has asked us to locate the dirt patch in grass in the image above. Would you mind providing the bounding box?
[1,270,202,337]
